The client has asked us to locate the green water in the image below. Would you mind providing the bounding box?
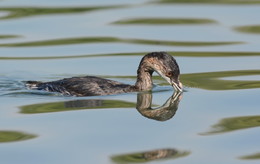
[0,0,259,164]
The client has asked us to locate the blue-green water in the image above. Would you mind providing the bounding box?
[0,0,260,164]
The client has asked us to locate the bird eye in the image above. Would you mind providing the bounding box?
[166,72,173,77]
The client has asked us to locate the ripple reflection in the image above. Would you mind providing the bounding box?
[201,115,260,135]
[111,148,190,163]
[0,130,37,143]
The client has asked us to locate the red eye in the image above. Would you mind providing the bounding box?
[166,72,173,77]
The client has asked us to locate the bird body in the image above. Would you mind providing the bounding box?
[26,76,134,96]
[26,52,183,96]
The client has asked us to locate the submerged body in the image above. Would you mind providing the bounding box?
[27,76,134,96]
[26,52,183,96]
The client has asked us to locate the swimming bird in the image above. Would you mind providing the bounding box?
[26,52,183,96]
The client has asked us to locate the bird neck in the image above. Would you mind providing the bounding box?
[134,64,154,91]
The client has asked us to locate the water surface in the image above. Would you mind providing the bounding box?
[0,0,259,164]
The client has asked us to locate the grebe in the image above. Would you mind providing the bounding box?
[26,52,183,96]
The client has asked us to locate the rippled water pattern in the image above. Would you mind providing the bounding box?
[0,0,260,164]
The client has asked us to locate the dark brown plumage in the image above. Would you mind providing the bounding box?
[26,52,183,96]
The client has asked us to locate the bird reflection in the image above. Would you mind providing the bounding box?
[64,99,103,108]
[63,92,182,121]
[136,92,182,121]
[21,91,182,121]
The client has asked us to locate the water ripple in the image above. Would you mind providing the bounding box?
[0,35,20,39]
[105,69,260,91]
[0,130,37,143]
[1,51,260,60]
[0,6,126,20]
[113,17,217,25]
[181,70,260,90]
[239,152,260,160]
[200,115,260,135]
[234,25,260,34]
[0,37,243,47]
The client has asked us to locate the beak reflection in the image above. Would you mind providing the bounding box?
[172,81,183,92]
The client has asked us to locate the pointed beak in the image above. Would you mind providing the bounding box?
[156,70,183,92]
[171,80,183,92]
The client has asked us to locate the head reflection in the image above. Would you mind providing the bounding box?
[136,92,182,121]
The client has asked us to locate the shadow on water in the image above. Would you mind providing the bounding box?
[0,131,37,143]
[200,115,260,135]
[0,6,125,20]
[20,92,182,121]
[111,148,190,163]
[0,37,244,47]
